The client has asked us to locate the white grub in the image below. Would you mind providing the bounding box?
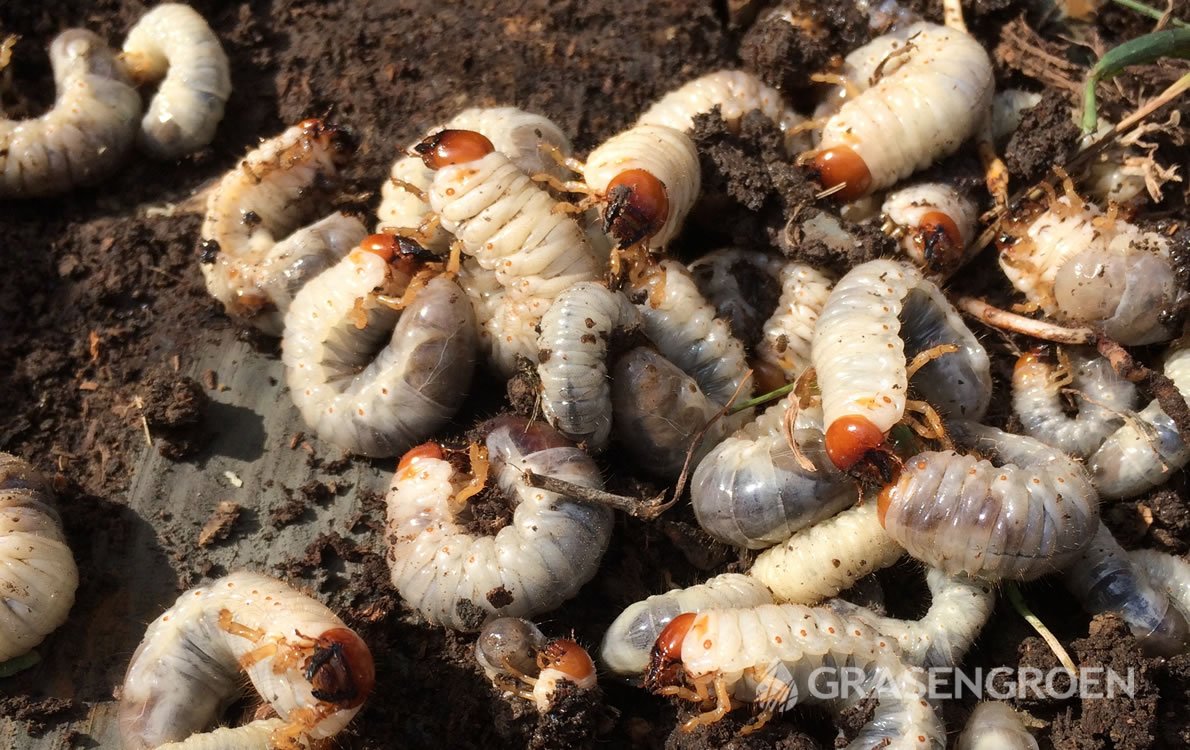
[811,22,993,198]
[601,573,772,676]
[457,257,546,377]
[691,400,857,549]
[118,571,373,750]
[476,616,548,686]
[200,119,354,329]
[610,347,727,480]
[537,282,640,450]
[689,247,785,344]
[756,261,834,383]
[881,421,1099,581]
[1129,549,1190,643]
[1063,523,1189,656]
[828,567,995,668]
[999,195,1178,344]
[376,107,573,245]
[881,181,978,276]
[630,260,752,417]
[637,69,808,153]
[282,246,476,458]
[154,719,292,750]
[1011,346,1137,458]
[0,29,141,198]
[812,258,991,469]
[956,702,1040,750]
[581,124,700,250]
[751,502,905,605]
[1089,335,1190,499]
[646,603,943,748]
[121,3,231,158]
[385,417,613,631]
[0,453,78,662]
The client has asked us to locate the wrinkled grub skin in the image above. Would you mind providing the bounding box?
[1,0,1190,749]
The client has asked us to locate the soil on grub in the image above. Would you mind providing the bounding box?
[1,0,1189,748]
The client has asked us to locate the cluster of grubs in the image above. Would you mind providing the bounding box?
[6,0,1190,748]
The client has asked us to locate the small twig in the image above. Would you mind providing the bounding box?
[0,650,41,678]
[1005,582,1080,677]
[956,296,1097,344]
[521,470,674,521]
[1081,28,1190,134]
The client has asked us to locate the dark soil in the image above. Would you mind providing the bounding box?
[2,0,1189,749]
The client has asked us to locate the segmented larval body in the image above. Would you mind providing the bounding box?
[119,572,373,750]
[812,259,991,470]
[476,616,547,685]
[751,502,906,605]
[631,260,751,418]
[637,70,808,153]
[121,3,231,159]
[829,568,995,668]
[386,418,613,631]
[376,107,573,243]
[1063,523,1189,656]
[282,250,477,457]
[154,719,288,749]
[537,282,640,450]
[650,604,943,750]
[601,574,773,676]
[200,120,353,328]
[1129,549,1190,638]
[426,148,604,303]
[692,399,857,549]
[689,248,784,345]
[1089,336,1190,498]
[812,22,993,199]
[1012,347,1137,458]
[610,347,727,480]
[0,453,78,662]
[881,182,978,276]
[756,261,834,383]
[880,421,1099,581]
[0,29,141,198]
[956,702,1039,750]
[456,258,545,376]
[581,124,700,249]
[1000,196,1178,344]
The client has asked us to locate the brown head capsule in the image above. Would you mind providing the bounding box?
[297,118,357,161]
[397,441,445,474]
[810,146,872,201]
[415,129,495,169]
[916,211,964,271]
[824,415,886,472]
[359,233,437,273]
[305,628,375,708]
[644,612,696,691]
[603,168,669,248]
[537,639,596,683]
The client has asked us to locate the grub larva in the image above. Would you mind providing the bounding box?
[1088,335,1190,499]
[691,399,857,549]
[881,182,978,277]
[0,453,78,663]
[1011,347,1137,459]
[581,124,700,249]
[880,421,1099,581]
[537,282,640,451]
[630,260,752,416]
[476,616,548,686]
[956,702,1040,750]
[456,257,546,376]
[637,69,807,153]
[810,22,993,200]
[376,107,573,245]
[1129,549,1190,645]
[200,119,355,331]
[811,258,991,470]
[600,573,773,676]
[0,29,142,198]
[475,618,598,710]
[755,260,834,385]
[750,502,906,605]
[386,417,613,631]
[118,571,374,750]
[121,3,232,159]
[645,604,943,747]
[1063,522,1189,656]
[282,236,477,458]
[610,347,728,480]
[999,195,1179,345]
[828,567,995,668]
